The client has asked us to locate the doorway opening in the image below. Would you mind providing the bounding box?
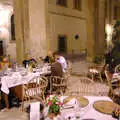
[58,35,67,53]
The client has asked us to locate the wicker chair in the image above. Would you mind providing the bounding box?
[49,76,66,95]
[88,64,105,83]
[115,64,120,73]
[63,60,72,89]
[70,76,96,96]
[105,70,120,103]
[21,76,48,110]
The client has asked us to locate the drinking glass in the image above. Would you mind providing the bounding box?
[74,101,81,119]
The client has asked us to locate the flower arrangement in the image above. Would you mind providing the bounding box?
[46,95,63,115]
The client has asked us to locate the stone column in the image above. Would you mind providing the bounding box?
[14,0,24,63]
[14,0,47,63]
[14,0,29,63]
[94,0,106,55]
[86,0,95,61]
[28,0,47,57]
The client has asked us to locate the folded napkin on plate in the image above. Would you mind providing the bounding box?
[30,102,40,120]
[63,97,78,109]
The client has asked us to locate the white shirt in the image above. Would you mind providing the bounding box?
[56,56,67,73]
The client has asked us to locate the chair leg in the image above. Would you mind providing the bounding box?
[92,73,94,81]
[50,79,52,94]
[99,73,103,83]
[21,98,24,112]
[60,87,63,95]
[42,92,46,102]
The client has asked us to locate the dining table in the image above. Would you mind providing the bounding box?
[29,96,117,120]
[0,64,51,109]
[60,96,117,120]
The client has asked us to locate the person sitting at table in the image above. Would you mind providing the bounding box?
[0,56,11,71]
[45,56,63,96]
[51,59,63,77]
[44,50,54,64]
[53,51,67,73]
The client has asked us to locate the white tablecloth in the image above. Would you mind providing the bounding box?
[61,96,116,120]
[0,66,51,94]
[1,72,38,94]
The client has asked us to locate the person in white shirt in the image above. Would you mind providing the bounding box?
[53,52,67,73]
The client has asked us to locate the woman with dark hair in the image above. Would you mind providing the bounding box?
[44,50,54,64]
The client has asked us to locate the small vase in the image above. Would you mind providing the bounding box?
[48,113,58,120]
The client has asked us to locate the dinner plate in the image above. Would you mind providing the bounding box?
[93,100,120,115]
[63,96,89,108]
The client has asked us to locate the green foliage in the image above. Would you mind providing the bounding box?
[49,104,60,115]
[93,55,103,64]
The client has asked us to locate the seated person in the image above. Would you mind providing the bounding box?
[44,50,54,64]
[0,56,11,70]
[51,60,63,77]
[53,51,67,73]
[45,57,63,95]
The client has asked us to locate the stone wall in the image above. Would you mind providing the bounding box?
[48,0,87,54]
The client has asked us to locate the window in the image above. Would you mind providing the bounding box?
[11,14,15,41]
[56,0,67,7]
[73,0,82,11]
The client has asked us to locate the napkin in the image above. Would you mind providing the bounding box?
[63,97,78,109]
[30,102,40,120]
[1,76,10,94]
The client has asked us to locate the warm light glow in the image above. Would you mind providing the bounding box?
[105,24,113,36]
[105,24,113,49]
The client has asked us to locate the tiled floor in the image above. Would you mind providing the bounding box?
[0,108,28,120]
